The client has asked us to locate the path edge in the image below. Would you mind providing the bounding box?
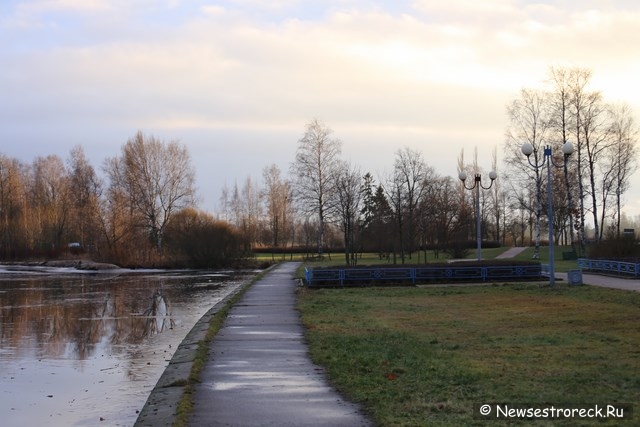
[134,266,275,427]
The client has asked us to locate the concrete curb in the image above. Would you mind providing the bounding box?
[134,270,267,427]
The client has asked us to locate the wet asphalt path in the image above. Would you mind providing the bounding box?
[188,262,372,427]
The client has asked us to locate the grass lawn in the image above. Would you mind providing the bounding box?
[258,246,582,273]
[297,283,640,426]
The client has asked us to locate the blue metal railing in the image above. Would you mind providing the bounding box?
[577,258,640,276]
[304,264,542,287]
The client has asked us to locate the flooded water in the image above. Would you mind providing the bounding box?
[0,266,257,426]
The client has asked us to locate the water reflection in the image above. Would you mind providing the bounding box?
[0,270,255,426]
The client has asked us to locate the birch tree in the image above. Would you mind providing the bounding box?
[291,119,342,257]
[504,88,551,258]
[579,90,611,242]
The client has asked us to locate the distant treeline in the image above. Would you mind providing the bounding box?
[0,134,251,268]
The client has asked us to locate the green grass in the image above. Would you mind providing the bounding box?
[293,247,571,279]
[297,283,640,426]
[253,252,308,262]
[294,248,509,269]
[295,246,582,278]
[257,246,582,272]
[512,246,581,272]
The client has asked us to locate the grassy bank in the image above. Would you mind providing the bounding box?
[297,283,640,426]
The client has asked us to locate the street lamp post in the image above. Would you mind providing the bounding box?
[521,142,574,287]
[458,170,497,260]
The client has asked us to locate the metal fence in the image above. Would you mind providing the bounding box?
[304,264,542,287]
[577,258,640,277]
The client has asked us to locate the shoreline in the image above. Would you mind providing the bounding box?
[133,267,267,426]
[0,259,121,271]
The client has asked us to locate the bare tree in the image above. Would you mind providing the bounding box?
[385,168,405,263]
[506,66,639,250]
[504,189,529,246]
[291,119,342,257]
[227,181,242,228]
[393,147,430,260]
[31,155,70,252]
[606,103,639,237]
[332,161,362,265]
[237,175,262,251]
[262,164,292,251]
[567,68,593,250]
[580,90,611,242]
[504,88,551,258]
[548,66,579,249]
[0,155,28,258]
[67,146,102,252]
[116,131,196,253]
[101,156,143,261]
[419,174,459,259]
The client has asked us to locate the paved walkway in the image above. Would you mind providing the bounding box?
[494,247,640,291]
[188,262,372,427]
[555,271,640,291]
[495,246,528,258]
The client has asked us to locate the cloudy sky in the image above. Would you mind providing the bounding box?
[1,0,640,215]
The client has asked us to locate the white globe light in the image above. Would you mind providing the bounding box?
[562,142,575,156]
[458,171,467,181]
[521,142,534,156]
[489,170,497,180]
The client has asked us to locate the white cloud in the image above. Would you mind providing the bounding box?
[15,0,116,15]
[412,0,518,17]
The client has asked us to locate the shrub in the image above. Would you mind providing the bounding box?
[165,208,247,268]
[444,241,470,259]
[587,236,640,261]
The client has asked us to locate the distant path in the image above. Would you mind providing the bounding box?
[496,247,528,259]
[555,272,640,292]
[494,247,640,292]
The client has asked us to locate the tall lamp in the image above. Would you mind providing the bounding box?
[458,170,497,260]
[521,142,574,286]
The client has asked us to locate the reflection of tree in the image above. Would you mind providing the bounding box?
[135,290,175,341]
[0,275,182,360]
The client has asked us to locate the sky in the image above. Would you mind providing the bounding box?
[1,0,640,216]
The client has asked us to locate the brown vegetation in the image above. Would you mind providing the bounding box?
[0,134,248,268]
